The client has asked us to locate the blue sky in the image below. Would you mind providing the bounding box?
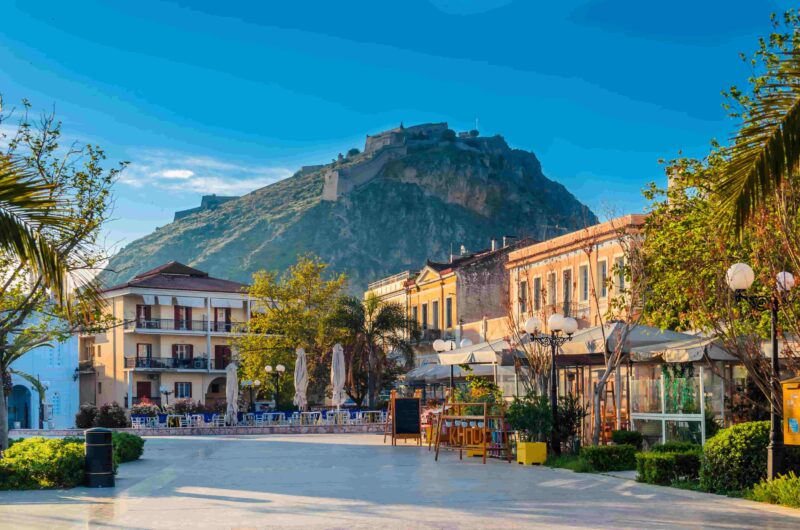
[0,0,791,250]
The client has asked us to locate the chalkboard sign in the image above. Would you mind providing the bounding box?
[394,398,421,436]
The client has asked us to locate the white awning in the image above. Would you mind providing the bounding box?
[156,295,172,306]
[437,338,514,365]
[629,336,737,363]
[175,296,205,308]
[561,323,693,356]
[405,363,497,383]
[211,298,244,309]
[141,294,155,305]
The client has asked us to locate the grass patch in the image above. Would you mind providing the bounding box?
[545,454,595,473]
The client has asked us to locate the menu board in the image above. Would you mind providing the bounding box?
[393,397,421,436]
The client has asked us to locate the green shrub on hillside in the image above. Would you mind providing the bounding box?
[581,444,637,471]
[750,472,800,508]
[0,438,84,490]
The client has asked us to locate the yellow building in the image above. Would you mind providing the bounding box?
[78,262,252,409]
[506,215,646,332]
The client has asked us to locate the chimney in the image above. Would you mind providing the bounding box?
[490,239,498,251]
[460,244,468,256]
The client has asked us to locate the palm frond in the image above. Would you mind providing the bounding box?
[716,51,800,231]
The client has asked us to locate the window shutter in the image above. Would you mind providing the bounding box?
[186,307,192,330]
[172,344,178,359]
[174,382,178,396]
[174,306,180,328]
[187,345,194,360]
[188,382,192,398]
[225,308,231,325]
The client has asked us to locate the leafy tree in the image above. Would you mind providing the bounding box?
[347,148,360,157]
[233,255,347,407]
[0,98,121,450]
[328,293,418,408]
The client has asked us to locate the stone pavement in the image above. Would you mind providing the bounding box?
[1,433,799,529]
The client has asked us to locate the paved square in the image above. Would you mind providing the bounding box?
[1,434,799,529]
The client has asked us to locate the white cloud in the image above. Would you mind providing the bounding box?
[119,149,294,196]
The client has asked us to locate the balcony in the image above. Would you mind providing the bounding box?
[124,318,245,335]
[125,356,232,371]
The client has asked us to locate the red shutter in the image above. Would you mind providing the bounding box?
[174,306,180,329]
[214,308,219,330]
[186,307,192,330]
[187,382,192,398]
[174,382,178,396]
[225,308,231,326]
[172,344,178,359]
[187,345,194,360]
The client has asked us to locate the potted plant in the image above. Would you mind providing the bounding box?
[506,392,551,465]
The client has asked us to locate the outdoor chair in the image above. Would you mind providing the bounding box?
[179,416,190,428]
[211,414,225,427]
[131,417,146,429]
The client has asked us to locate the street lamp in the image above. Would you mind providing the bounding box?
[433,339,457,388]
[525,313,578,456]
[726,262,795,480]
[265,364,286,410]
[159,385,173,407]
[240,380,261,412]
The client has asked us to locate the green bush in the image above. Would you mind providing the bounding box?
[650,441,701,454]
[506,392,551,442]
[699,421,800,494]
[611,430,643,449]
[75,403,97,428]
[0,437,84,490]
[750,472,800,508]
[95,402,129,428]
[112,432,145,464]
[636,451,701,485]
[581,444,637,471]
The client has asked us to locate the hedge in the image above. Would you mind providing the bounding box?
[750,472,800,508]
[611,430,643,450]
[0,438,84,490]
[113,432,145,465]
[581,444,637,471]
[636,451,701,485]
[650,441,701,454]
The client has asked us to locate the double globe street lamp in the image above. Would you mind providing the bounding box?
[240,379,261,413]
[524,313,578,456]
[264,364,286,410]
[726,262,795,480]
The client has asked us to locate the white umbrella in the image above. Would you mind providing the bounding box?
[225,362,239,424]
[293,347,309,411]
[331,343,346,410]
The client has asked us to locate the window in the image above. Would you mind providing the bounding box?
[421,303,428,330]
[214,307,231,331]
[533,277,542,311]
[562,270,572,316]
[579,265,589,302]
[175,382,192,399]
[615,257,626,292]
[136,343,152,358]
[51,392,61,416]
[174,306,192,330]
[411,306,418,324]
[432,301,439,330]
[519,281,528,314]
[98,382,102,394]
[136,304,152,327]
[445,298,453,329]
[96,345,101,357]
[173,344,193,360]
[547,273,556,306]
[598,260,608,298]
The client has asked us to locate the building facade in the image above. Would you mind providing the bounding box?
[79,262,252,409]
[7,331,79,430]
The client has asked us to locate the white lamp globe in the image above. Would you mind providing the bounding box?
[562,317,578,336]
[726,263,755,291]
[432,339,446,352]
[159,385,167,393]
[460,338,473,348]
[447,340,457,350]
[524,316,542,335]
[254,380,261,386]
[276,364,286,373]
[777,271,796,292]
[548,313,565,332]
[265,365,273,373]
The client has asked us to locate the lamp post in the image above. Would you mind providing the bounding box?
[433,339,457,388]
[159,385,173,407]
[265,364,286,410]
[726,263,795,480]
[240,380,261,413]
[525,313,578,456]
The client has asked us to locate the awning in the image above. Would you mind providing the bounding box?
[630,336,737,363]
[156,295,172,306]
[560,323,692,356]
[211,298,244,308]
[141,294,155,305]
[436,338,519,366]
[405,363,497,383]
[175,296,205,308]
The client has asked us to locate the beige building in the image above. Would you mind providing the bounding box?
[78,262,252,409]
[506,215,646,333]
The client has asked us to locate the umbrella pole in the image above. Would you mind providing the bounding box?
[450,365,454,389]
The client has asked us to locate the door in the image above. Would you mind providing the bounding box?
[136,381,152,403]
[136,304,152,327]
[214,308,231,332]
[214,345,232,369]
[174,306,192,330]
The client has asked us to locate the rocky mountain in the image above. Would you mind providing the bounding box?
[101,124,596,293]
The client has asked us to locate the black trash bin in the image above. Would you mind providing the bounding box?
[85,427,115,488]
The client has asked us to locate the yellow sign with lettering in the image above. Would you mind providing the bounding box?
[784,377,800,446]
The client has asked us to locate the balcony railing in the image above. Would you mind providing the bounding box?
[125,356,233,370]
[124,318,245,333]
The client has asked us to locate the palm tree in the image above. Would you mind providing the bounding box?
[716,50,800,231]
[0,156,72,302]
[330,294,419,408]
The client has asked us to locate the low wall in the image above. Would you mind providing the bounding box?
[9,423,387,437]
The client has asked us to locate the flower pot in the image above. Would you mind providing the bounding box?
[516,441,547,465]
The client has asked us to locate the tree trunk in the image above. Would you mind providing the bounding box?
[0,383,9,452]
[592,379,604,446]
[367,343,377,409]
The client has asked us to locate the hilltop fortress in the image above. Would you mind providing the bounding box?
[322,122,500,201]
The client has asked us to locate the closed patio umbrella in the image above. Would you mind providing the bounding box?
[293,347,309,411]
[225,362,238,424]
[331,343,346,411]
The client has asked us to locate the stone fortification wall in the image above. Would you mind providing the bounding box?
[322,146,407,201]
